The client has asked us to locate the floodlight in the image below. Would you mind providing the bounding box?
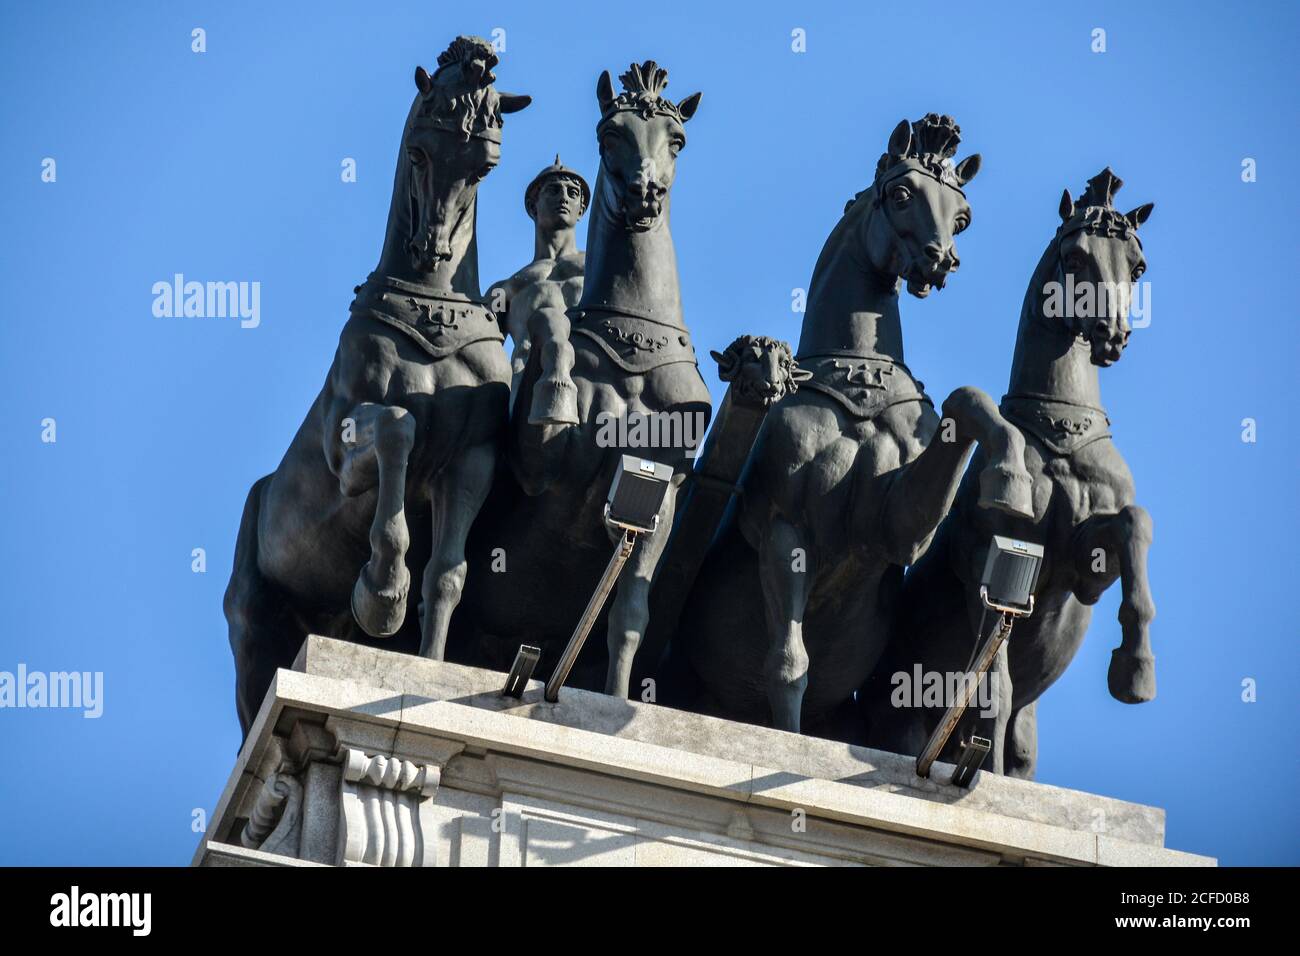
[916,535,1044,786]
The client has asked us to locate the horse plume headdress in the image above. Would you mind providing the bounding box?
[596,60,700,134]
[1057,168,1144,244]
[411,35,530,143]
[875,113,970,190]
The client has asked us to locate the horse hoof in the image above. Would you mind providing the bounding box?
[977,464,1034,518]
[528,378,579,426]
[1108,648,1156,703]
[351,572,408,638]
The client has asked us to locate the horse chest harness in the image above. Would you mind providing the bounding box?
[1000,393,1112,456]
[795,351,932,420]
[349,275,504,361]
[569,306,699,375]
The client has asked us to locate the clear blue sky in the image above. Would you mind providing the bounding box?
[1,1,1295,866]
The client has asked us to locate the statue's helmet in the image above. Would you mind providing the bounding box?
[525,155,591,220]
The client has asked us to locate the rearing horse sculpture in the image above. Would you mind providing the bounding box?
[866,169,1156,777]
[671,115,1033,736]
[224,37,529,734]
[449,62,711,697]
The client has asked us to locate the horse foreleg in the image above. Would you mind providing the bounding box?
[419,441,496,660]
[985,644,1013,774]
[1005,699,1038,780]
[605,481,677,698]
[758,517,813,733]
[1074,506,1157,703]
[333,403,416,638]
[879,387,1032,564]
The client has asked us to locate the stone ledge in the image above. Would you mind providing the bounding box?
[295,636,1171,846]
[192,636,1215,867]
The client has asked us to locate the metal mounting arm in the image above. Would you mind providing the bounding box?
[544,528,638,703]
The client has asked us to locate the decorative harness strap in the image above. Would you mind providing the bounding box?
[349,274,503,361]
[796,350,932,420]
[570,306,699,375]
[1001,392,1112,456]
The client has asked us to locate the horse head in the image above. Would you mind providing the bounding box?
[594,61,701,232]
[1050,168,1153,366]
[400,36,531,272]
[848,113,980,298]
[711,335,811,408]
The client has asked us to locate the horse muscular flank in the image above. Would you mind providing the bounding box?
[865,169,1156,778]
[450,62,712,698]
[224,37,530,735]
[671,114,1034,738]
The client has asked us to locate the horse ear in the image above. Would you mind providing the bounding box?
[677,91,702,122]
[954,153,981,185]
[887,119,912,157]
[597,70,615,113]
[710,348,737,378]
[1059,188,1074,222]
[1126,202,1155,229]
[499,92,532,114]
[415,65,433,94]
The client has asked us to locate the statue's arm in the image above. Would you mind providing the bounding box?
[485,275,516,336]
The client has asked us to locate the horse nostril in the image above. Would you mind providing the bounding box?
[923,243,943,262]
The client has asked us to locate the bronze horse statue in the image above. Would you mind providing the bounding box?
[224,37,530,733]
[668,115,1034,736]
[865,169,1156,777]
[449,62,711,697]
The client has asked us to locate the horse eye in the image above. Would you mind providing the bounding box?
[407,149,425,166]
[954,215,970,234]
[1131,263,1145,281]
[891,185,912,205]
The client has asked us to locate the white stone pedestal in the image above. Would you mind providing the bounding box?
[193,636,1214,867]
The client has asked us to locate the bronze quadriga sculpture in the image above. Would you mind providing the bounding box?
[865,170,1156,777]
[223,36,1159,782]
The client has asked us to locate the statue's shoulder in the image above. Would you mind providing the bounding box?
[553,250,585,276]
[517,253,585,284]
[517,259,562,282]
[490,260,547,294]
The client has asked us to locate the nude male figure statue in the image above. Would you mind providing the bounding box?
[487,156,590,393]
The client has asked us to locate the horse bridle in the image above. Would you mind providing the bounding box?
[870,161,967,261]
[1048,213,1144,339]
